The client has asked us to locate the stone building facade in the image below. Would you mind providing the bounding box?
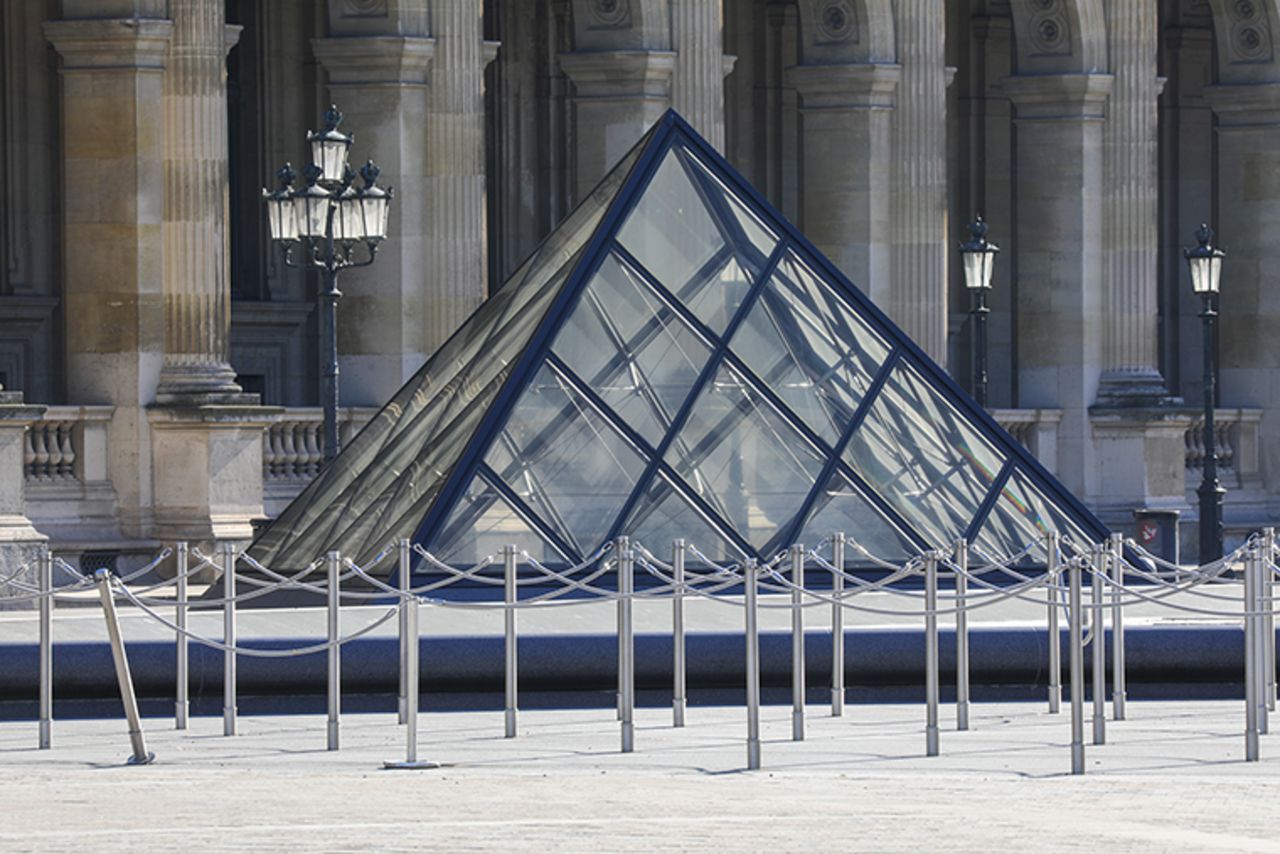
[0,0,1276,567]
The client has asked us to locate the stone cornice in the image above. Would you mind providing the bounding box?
[1205,81,1280,125]
[558,50,676,98]
[1003,73,1114,120]
[786,63,901,110]
[312,35,436,86]
[44,17,174,70]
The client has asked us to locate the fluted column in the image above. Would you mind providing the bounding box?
[889,0,949,364]
[671,0,728,151]
[787,63,899,302]
[156,0,248,403]
[1096,0,1172,406]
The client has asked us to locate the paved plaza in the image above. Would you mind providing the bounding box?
[2,700,1278,852]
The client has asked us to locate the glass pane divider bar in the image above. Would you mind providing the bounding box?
[611,241,732,351]
[477,462,584,565]
[674,145,773,275]
[831,459,933,555]
[962,459,1017,545]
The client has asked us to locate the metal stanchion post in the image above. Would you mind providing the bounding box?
[1245,546,1260,761]
[175,542,189,730]
[831,533,845,717]
[1091,545,1106,746]
[672,539,686,728]
[1265,527,1276,714]
[94,570,154,765]
[1069,558,1085,775]
[1109,533,1126,722]
[790,543,805,742]
[925,552,939,757]
[744,558,761,770]
[38,545,52,749]
[955,539,970,732]
[1254,543,1269,737]
[384,543,437,770]
[1047,532,1061,714]
[222,544,237,737]
[504,544,518,738]
[397,542,409,726]
[619,537,635,753]
[327,551,341,750]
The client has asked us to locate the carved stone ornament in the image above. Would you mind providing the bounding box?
[814,0,858,44]
[340,0,389,18]
[589,0,631,28]
[1228,0,1274,63]
[1026,0,1071,57]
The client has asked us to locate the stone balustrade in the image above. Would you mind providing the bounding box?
[1184,408,1262,484]
[262,407,377,517]
[991,408,1063,474]
[23,406,113,484]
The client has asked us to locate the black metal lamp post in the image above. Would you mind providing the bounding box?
[960,216,1000,407]
[1185,223,1226,563]
[262,106,392,464]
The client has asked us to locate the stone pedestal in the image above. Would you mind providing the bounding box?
[0,391,48,608]
[1089,409,1194,530]
[787,63,899,301]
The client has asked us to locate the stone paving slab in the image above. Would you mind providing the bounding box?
[1,701,1277,851]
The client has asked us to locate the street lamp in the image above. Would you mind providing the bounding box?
[1184,223,1226,563]
[959,216,1000,407]
[262,106,392,464]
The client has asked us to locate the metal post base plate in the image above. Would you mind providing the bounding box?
[127,752,157,766]
[383,760,442,770]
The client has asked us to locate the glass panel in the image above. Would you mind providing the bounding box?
[553,253,712,446]
[796,469,920,564]
[622,473,746,565]
[843,361,1005,548]
[975,468,1094,563]
[485,363,649,556]
[679,147,778,260]
[617,147,726,304]
[433,475,568,566]
[731,256,890,445]
[667,361,825,549]
[249,244,579,571]
[677,254,755,336]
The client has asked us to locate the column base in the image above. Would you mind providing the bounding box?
[155,364,258,407]
[1094,370,1183,409]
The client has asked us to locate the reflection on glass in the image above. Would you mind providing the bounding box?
[678,147,778,261]
[975,468,1093,563]
[668,361,825,548]
[485,363,648,557]
[794,469,920,563]
[844,361,1005,547]
[553,252,711,446]
[434,475,569,566]
[623,473,746,564]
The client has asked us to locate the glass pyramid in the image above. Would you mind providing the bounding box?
[249,111,1108,573]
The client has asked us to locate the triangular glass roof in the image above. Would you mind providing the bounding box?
[250,110,1109,571]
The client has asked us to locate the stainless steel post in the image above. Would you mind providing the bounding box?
[175,542,189,730]
[38,546,52,749]
[1091,545,1106,746]
[1254,543,1269,737]
[504,544,518,738]
[672,539,686,728]
[1047,532,1061,714]
[790,543,805,742]
[398,539,411,725]
[326,551,341,750]
[954,539,970,732]
[383,544,437,769]
[1246,546,1259,761]
[1109,533,1126,722]
[1265,527,1276,714]
[831,533,845,717]
[1069,558,1085,775]
[745,558,761,770]
[222,544,237,737]
[94,570,154,765]
[925,552,939,757]
[619,537,635,753]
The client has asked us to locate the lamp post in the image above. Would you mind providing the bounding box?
[959,216,1000,407]
[262,106,392,464]
[1184,223,1226,563]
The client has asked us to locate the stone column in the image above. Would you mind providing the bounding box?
[787,63,899,303]
[1095,0,1172,406]
[1205,83,1280,497]
[1005,73,1112,500]
[0,388,47,605]
[559,49,675,201]
[671,0,728,151]
[45,8,173,538]
[157,0,249,404]
[889,0,949,364]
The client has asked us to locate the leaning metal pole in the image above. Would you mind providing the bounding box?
[326,550,341,751]
[1091,545,1106,746]
[222,543,237,737]
[38,545,52,749]
[94,570,154,765]
[925,551,940,757]
[1046,532,1061,714]
[1069,557,1085,775]
[831,532,845,717]
[504,544,518,738]
[744,558,761,771]
[175,541,189,730]
[672,539,687,728]
[955,539,970,732]
[790,543,806,742]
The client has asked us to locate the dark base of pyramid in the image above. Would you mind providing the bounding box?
[0,625,1270,717]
